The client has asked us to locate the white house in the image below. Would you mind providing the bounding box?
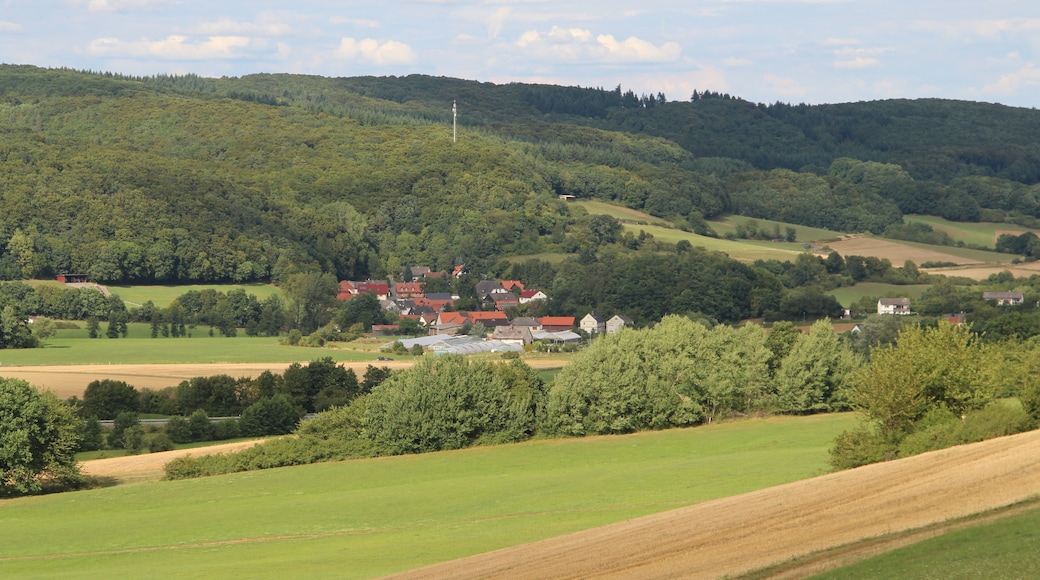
[982,291,1025,306]
[580,312,606,335]
[877,297,911,315]
[606,314,633,334]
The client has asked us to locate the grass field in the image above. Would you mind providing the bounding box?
[903,215,1036,249]
[621,223,807,262]
[106,283,284,307]
[828,283,932,308]
[812,502,1040,579]
[709,215,845,244]
[0,323,374,366]
[0,413,856,578]
[575,200,673,226]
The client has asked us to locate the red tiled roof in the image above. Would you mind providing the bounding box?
[538,316,575,327]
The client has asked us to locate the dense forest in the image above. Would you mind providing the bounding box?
[2,64,1040,294]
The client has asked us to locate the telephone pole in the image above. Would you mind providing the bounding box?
[452,100,457,143]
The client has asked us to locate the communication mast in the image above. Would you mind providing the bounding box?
[453,100,457,143]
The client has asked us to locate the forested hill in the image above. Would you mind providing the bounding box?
[1,64,1039,288]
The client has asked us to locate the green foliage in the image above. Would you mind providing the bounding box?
[239,395,297,437]
[0,378,82,494]
[365,356,544,454]
[164,416,192,444]
[148,433,175,453]
[544,316,773,436]
[81,379,139,420]
[107,411,139,450]
[849,322,994,437]
[774,320,856,414]
[897,402,1033,457]
[76,416,104,452]
[831,322,1013,469]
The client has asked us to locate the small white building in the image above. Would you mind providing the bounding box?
[606,314,633,334]
[877,297,911,315]
[982,291,1025,306]
[580,312,606,335]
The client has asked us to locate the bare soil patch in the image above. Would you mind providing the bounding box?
[80,439,266,484]
[823,237,981,266]
[387,429,1040,580]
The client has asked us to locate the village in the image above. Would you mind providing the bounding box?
[335,266,632,355]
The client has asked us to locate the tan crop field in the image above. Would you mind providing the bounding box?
[2,358,571,399]
[391,428,1040,579]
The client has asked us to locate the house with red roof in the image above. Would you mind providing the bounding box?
[518,289,547,304]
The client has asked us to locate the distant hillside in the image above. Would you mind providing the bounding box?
[1,65,1039,289]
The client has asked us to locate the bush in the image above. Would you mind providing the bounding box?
[899,402,1033,457]
[77,417,104,452]
[148,433,175,453]
[829,427,897,470]
[365,356,544,455]
[212,419,241,440]
[165,416,192,443]
[188,409,214,442]
[240,395,297,437]
[107,411,139,449]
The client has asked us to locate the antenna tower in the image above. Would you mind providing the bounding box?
[453,100,457,143]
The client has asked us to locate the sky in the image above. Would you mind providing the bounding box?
[1,1,1039,107]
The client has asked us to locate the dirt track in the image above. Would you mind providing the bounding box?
[388,428,1040,580]
[80,439,267,483]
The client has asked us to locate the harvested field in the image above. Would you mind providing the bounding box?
[926,262,1040,280]
[2,358,570,399]
[388,428,1040,580]
[823,237,983,266]
[80,439,266,484]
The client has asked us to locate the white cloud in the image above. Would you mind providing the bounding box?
[194,19,294,37]
[764,74,806,97]
[834,57,881,69]
[915,18,1040,39]
[335,37,418,66]
[723,57,753,66]
[983,63,1040,95]
[515,26,680,63]
[0,20,22,32]
[82,0,171,12]
[330,17,381,28]
[486,7,511,38]
[87,35,254,60]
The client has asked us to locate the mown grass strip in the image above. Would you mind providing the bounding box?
[0,413,856,578]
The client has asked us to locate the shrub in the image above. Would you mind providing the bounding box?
[164,416,192,443]
[365,356,544,455]
[77,417,104,452]
[829,427,897,470]
[240,395,297,437]
[148,433,175,453]
[188,409,214,442]
[211,419,241,440]
[107,411,139,449]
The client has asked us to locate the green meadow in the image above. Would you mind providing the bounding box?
[0,323,375,365]
[0,413,856,578]
[576,199,673,226]
[904,215,1036,249]
[106,283,284,307]
[621,222,806,262]
[828,283,932,308]
[812,502,1040,579]
[709,215,845,244]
